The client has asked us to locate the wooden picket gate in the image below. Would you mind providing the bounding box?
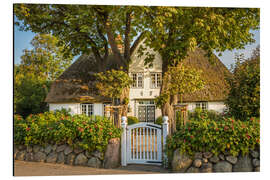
[121,117,169,166]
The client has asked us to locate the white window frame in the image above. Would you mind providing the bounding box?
[81,103,94,116]
[150,72,162,88]
[195,102,208,110]
[131,72,144,88]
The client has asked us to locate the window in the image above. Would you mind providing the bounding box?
[81,104,93,116]
[138,100,155,105]
[195,102,208,110]
[131,73,143,88]
[151,73,162,88]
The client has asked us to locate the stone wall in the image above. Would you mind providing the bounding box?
[14,138,120,169]
[171,149,260,173]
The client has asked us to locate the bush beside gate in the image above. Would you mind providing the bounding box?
[14,110,122,153]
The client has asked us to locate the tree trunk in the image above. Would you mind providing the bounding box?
[160,61,178,134]
[120,87,130,116]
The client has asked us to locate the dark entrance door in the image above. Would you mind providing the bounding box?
[138,105,155,122]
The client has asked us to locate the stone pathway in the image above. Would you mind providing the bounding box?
[14,160,170,176]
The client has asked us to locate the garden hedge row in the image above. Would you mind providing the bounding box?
[14,110,122,153]
[166,116,260,158]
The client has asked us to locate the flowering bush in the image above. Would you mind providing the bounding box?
[188,108,223,122]
[14,110,122,153]
[166,116,260,158]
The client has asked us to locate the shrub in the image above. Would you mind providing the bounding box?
[166,116,260,158]
[14,111,122,153]
[155,116,163,126]
[225,47,260,120]
[127,116,139,125]
[188,108,222,121]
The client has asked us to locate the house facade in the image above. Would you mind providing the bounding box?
[45,44,229,122]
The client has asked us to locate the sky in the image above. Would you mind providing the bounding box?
[14,19,260,69]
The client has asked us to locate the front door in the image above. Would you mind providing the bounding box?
[138,105,155,122]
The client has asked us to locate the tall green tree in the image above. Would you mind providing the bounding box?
[14,34,73,117]
[155,64,205,131]
[19,34,73,80]
[139,7,259,131]
[225,46,260,120]
[14,4,148,115]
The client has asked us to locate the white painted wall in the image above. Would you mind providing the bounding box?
[127,40,162,120]
[49,103,80,115]
[207,101,226,113]
[49,103,104,116]
[94,103,103,116]
[184,101,226,113]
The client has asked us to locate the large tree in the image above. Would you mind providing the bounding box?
[139,7,259,132]
[14,4,148,115]
[225,46,260,120]
[19,34,73,80]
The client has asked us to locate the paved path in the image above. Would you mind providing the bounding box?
[14,160,170,176]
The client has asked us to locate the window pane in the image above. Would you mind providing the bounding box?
[202,102,208,110]
[196,103,201,108]
[151,73,156,88]
[88,104,93,116]
[157,73,162,87]
[81,104,93,116]
[137,73,143,88]
[132,73,137,87]
[81,104,86,115]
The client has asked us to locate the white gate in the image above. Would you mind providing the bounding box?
[121,117,169,166]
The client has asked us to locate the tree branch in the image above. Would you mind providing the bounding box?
[130,31,147,56]
[96,21,108,60]
[124,11,132,60]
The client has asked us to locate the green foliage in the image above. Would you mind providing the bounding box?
[127,116,139,125]
[19,34,73,80]
[14,4,147,64]
[154,93,169,108]
[14,111,122,153]
[15,5,259,68]
[166,116,260,158]
[188,108,222,122]
[14,67,51,118]
[225,47,260,120]
[14,34,73,117]
[155,116,163,126]
[94,69,132,104]
[141,7,260,66]
[164,65,205,101]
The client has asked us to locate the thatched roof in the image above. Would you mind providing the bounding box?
[45,54,123,103]
[45,48,230,103]
[180,48,230,102]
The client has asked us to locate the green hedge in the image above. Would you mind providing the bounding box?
[14,110,122,153]
[166,116,260,158]
[127,116,139,125]
[155,116,163,126]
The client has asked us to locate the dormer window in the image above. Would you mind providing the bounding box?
[131,73,144,88]
[151,73,162,88]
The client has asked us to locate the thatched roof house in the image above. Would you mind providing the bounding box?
[46,47,230,121]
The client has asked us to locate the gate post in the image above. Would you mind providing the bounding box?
[162,116,169,168]
[121,116,127,166]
